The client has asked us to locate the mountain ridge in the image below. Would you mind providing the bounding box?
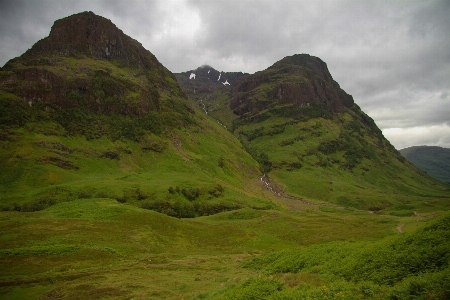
[1,11,186,117]
[175,56,449,211]
[1,11,450,300]
[230,54,354,116]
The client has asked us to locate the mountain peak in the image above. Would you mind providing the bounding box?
[46,11,122,46]
[8,11,157,70]
[0,11,189,118]
[230,53,353,115]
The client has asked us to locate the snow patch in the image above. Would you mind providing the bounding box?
[208,70,210,74]
[189,73,196,79]
[223,80,230,86]
[217,73,221,81]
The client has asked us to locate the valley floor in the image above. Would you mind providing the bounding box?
[0,195,443,299]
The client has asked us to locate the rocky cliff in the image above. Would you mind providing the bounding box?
[230,54,354,116]
[0,11,186,116]
[175,65,248,97]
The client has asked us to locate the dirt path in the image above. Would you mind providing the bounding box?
[0,259,207,287]
[397,224,404,233]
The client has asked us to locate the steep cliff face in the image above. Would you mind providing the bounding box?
[1,11,186,116]
[175,65,248,97]
[230,54,353,116]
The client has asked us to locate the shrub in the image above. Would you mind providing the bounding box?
[209,184,224,197]
[218,156,225,168]
[181,187,200,201]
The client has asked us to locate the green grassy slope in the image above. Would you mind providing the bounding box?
[207,212,450,299]
[0,101,272,215]
[0,196,413,299]
[234,104,450,212]
[400,146,450,183]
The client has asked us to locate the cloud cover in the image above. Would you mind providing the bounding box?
[0,0,449,149]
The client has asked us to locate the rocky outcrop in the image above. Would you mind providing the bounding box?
[175,65,248,98]
[1,11,185,116]
[6,11,159,69]
[230,54,354,116]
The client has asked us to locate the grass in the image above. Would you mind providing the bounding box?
[0,197,414,299]
[233,108,450,211]
[198,212,450,299]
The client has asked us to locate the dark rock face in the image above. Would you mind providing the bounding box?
[230,54,354,116]
[1,11,185,116]
[175,65,249,98]
[11,11,158,69]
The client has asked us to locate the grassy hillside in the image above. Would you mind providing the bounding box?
[0,99,273,215]
[1,195,420,299]
[177,55,450,213]
[234,104,450,212]
[204,212,450,299]
[400,146,450,183]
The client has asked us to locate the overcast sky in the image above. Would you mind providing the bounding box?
[1,0,449,149]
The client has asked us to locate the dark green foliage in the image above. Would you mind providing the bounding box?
[0,245,80,257]
[140,135,167,152]
[269,103,331,121]
[257,152,272,173]
[315,131,373,169]
[232,111,272,130]
[140,199,240,218]
[12,198,58,212]
[182,187,200,201]
[279,135,304,147]
[0,95,30,126]
[217,277,284,300]
[167,184,223,201]
[243,212,450,298]
[208,184,224,198]
[240,126,266,141]
[218,156,225,168]
[351,104,383,138]
[5,186,80,212]
[116,187,148,202]
[240,124,286,141]
[317,137,348,155]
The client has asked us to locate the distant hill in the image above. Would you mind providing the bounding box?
[400,146,450,183]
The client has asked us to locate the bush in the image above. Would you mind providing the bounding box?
[140,199,240,218]
[218,156,225,168]
[181,187,200,201]
[208,184,224,198]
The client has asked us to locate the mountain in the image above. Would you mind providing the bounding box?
[400,146,450,183]
[1,12,450,300]
[176,55,450,212]
[0,11,266,215]
[1,11,190,127]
